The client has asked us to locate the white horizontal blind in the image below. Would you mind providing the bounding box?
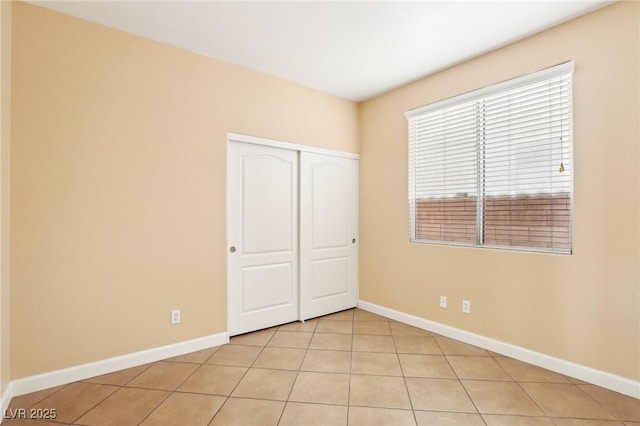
[407,62,573,253]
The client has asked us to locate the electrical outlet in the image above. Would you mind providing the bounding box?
[439,296,447,308]
[171,309,181,324]
[462,300,471,314]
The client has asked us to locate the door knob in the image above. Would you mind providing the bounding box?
[352,238,356,244]
[229,246,236,253]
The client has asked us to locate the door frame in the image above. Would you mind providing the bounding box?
[226,133,359,334]
[228,133,359,160]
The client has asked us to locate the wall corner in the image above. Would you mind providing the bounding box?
[0,0,12,405]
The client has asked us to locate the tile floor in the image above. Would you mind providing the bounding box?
[4,308,639,425]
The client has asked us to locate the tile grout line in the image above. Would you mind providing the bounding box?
[12,363,154,425]
[434,335,488,425]
[210,327,279,425]
[6,382,70,412]
[573,382,625,422]
[390,332,420,426]
[510,370,554,422]
[275,323,316,426]
[67,384,121,425]
[485,352,552,424]
[12,365,153,426]
[135,352,218,426]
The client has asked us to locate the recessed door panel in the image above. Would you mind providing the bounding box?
[242,262,293,311]
[312,164,350,249]
[311,257,349,300]
[242,156,293,254]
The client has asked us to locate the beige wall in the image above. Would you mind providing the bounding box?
[359,1,639,381]
[10,3,358,379]
[0,0,12,400]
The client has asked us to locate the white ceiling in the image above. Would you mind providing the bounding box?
[31,1,612,102]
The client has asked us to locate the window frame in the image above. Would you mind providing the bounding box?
[406,62,574,254]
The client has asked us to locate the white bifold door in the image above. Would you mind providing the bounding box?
[227,140,358,336]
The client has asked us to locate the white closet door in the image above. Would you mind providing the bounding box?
[300,152,358,320]
[227,142,299,336]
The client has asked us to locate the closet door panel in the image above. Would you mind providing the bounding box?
[300,152,358,320]
[227,142,299,336]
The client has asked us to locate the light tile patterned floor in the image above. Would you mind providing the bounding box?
[4,308,640,425]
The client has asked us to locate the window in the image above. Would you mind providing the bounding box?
[407,62,573,253]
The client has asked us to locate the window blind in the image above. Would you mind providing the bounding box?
[407,62,573,253]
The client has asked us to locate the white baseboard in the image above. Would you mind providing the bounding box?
[358,300,640,399]
[1,382,13,417]
[10,331,229,398]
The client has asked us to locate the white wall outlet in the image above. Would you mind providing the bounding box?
[439,296,447,308]
[462,300,471,314]
[171,309,181,324]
